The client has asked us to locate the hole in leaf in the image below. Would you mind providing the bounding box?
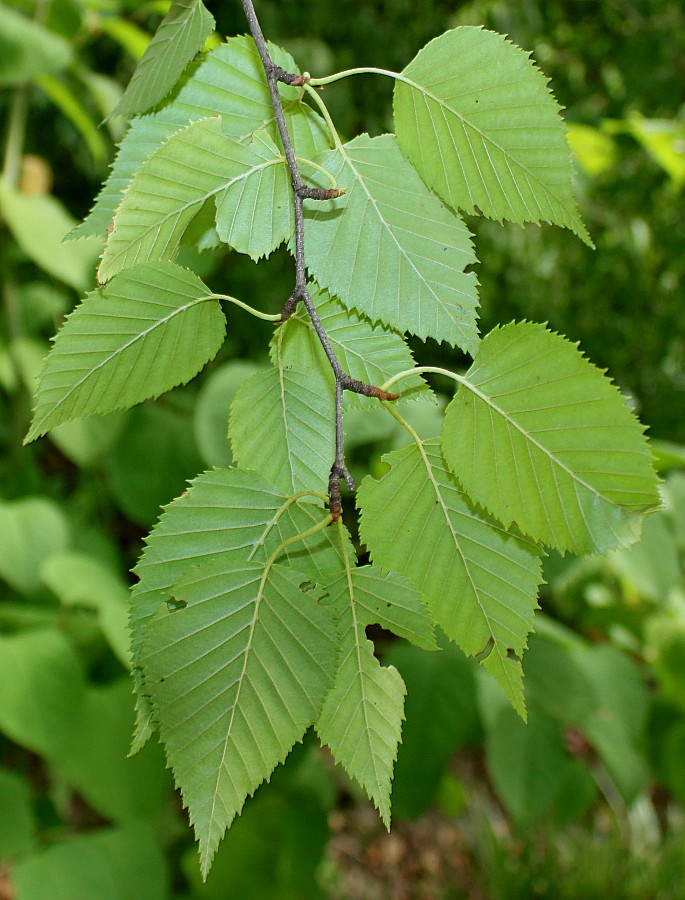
[166,597,187,612]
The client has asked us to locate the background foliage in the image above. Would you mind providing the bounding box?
[1,0,684,897]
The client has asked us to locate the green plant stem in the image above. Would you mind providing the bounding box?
[302,85,344,150]
[248,490,331,561]
[381,398,425,446]
[210,294,281,322]
[308,66,420,91]
[263,514,333,576]
[381,365,465,394]
[296,156,339,189]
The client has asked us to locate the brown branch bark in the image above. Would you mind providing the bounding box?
[239,0,399,520]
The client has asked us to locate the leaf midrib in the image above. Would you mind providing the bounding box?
[399,73,572,214]
[36,295,215,429]
[456,374,618,505]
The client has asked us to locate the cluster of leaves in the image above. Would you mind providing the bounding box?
[22,0,661,879]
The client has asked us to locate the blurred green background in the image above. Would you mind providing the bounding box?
[1,1,684,897]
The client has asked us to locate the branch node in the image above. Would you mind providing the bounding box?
[328,462,355,521]
[278,290,301,324]
[269,64,310,87]
[340,374,401,401]
[296,185,345,201]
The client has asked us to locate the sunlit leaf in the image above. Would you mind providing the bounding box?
[394,27,591,244]
[441,322,660,554]
[357,438,542,716]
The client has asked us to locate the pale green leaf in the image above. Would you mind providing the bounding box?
[112,0,215,118]
[304,133,480,352]
[12,824,168,900]
[98,118,291,280]
[129,468,345,752]
[338,566,437,651]
[274,285,429,408]
[316,536,415,823]
[0,497,70,594]
[357,438,542,716]
[214,131,293,260]
[394,26,591,244]
[441,322,660,555]
[0,631,86,760]
[41,552,132,668]
[194,361,264,468]
[229,365,335,496]
[0,6,73,86]
[140,549,336,877]
[317,633,405,827]
[26,262,226,441]
[71,36,329,240]
[56,680,171,823]
[0,182,101,291]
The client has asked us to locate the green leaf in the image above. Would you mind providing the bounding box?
[441,322,660,555]
[194,361,264,468]
[12,824,168,900]
[357,438,542,716]
[386,640,479,819]
[0,631,86,760]
[57,680,171,823]
[41,552,132,668]
[0,182,101,291]
[274,285,429,408]
[229,365,335,496]
[303,134,480,352]
[214,131,293,260]
[36,74,109,165]
[71,36,329,240]
[129,468,345,751]
[315,549,410,824]
[0,6,73,86]
[140,549,336,877]
[485,704,576,827]
[182,778,329,900]
[26,262,226,442]
[98,118,290,280]
[49,410,130,469]
[393,26,591,244]
[112,0,215,118]
[320,656,403,826]
[0,497,70,594]
[0,768,37,858]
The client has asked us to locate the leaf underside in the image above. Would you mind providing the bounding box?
[140,550,336,878]
[112,0,215,119]
[394,26,592,245]
[26,261,225,442]
[229,364,335,496]
[71,36,329,240]
[304,133,480,353]
[441,322,660,555]
[357,438,542,716]
[98,118,291,281]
